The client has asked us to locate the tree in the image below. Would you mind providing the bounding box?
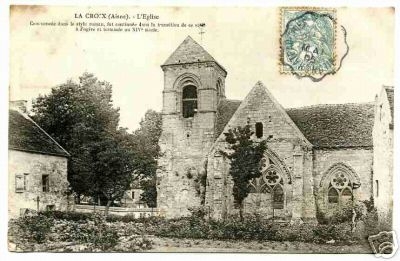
[31,73,132,206]
[129,110,162,207]
[222,125,267,221]
[139,178,157,208]
[93,129,136,215]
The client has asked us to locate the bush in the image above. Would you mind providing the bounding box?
[41,210,92,221]
[156,215,278,241]
[114,236,153,252]
[154,214,361,245]
[66,213,119,251]
[9,213,54,245]
[10,212,121,251]
[312,223,356,244]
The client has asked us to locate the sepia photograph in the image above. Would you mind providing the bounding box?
[3,1,398,258]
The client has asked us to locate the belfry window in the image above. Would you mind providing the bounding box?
[182,85,197,118]
[216,79,222,98]
[255,122,263,138]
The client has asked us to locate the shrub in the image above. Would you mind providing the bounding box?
[41,210,92,221]
[312,223,356,244]
[362,207,380,236]
[188,206,208,220]
[155,215,278,241]
[9,213,54,244]
[114,236,153,252]
[72,213,119,251]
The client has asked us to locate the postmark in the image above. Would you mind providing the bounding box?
[280,7,337,80]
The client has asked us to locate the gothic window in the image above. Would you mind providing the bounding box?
[273,184,284,209]
[255,122,263,138]
[326,171,354,206]
[249,163,285,209]
[182,85,197,118]
[328,187,339,203]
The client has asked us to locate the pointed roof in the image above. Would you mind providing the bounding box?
[213,83,375,149]
[9,109,70,157]
[162,36,226,73]
[214,81,312,148]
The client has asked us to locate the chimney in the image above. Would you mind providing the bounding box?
[10,100,28,113]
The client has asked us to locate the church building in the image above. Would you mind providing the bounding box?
[156,36,393,224]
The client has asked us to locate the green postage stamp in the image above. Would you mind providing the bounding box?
[280,7,337,79]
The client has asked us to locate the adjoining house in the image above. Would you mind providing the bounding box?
[156,36,394,224]
[120,180,148,208]
[8,100,70,219]
[372,86,394,229]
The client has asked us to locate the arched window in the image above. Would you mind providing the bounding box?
[272,184,284,209]
[327,170,354,206]
[216,79,222,98]
[328,187,339,203]
[182,85,197,118]
[255,122,263,138]
[249,162,285,209]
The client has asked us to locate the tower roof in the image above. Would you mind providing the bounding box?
[162,36,226,73]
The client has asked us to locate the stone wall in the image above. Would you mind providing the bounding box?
[8,150,69,219]
[312,148,373,218]
[205,83,316,221]
[157,62,226,218]
[372,88,393,229]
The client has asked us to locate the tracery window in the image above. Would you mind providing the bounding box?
[249,158,285,209]
[182,85,198,118]
[327,171,354,205]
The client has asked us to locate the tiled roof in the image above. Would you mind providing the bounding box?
[9,110,70,157]
[385,86,394,126]
[215,99,241,139]
[215,100,374,148]
[162,36,226,73]
[286,103,375,148]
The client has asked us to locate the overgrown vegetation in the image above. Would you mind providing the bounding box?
[9,201,378,252]
[8,212,154,252]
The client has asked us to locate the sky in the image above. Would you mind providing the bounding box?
[9,6,395,131]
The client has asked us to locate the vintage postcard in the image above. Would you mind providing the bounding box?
[6,3,397,257]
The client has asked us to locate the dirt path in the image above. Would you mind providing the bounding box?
[147,236,373,253]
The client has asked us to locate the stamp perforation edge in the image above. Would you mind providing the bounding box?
[279,6,338,77]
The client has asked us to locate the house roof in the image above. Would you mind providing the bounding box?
[162,36,226,73]
[384,86,394,125]
[215,100,374,149]
[286,103,375,149]
[9,109,70,157]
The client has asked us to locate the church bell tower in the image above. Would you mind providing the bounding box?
[157,36,227,217]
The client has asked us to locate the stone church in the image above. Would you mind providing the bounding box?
[156,36,394,224]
